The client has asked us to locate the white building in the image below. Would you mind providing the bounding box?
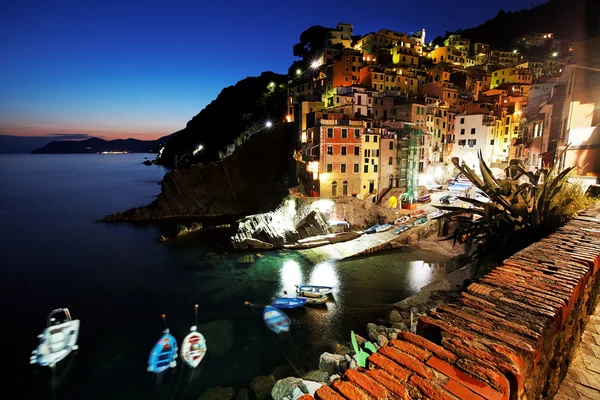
[452,114,495,170]
[325,23,353,49]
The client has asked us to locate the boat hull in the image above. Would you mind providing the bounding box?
[393,216,410,225]
[297,285,333,295]
[181,330,207,368]
[272,297,308,309]
[263,306,290,334]
[30,320,80,367]
[297,291,329,305]
[375,223,392,232]
[148,331,178,374]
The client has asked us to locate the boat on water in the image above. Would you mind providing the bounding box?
[393,216,410,225]
[409,210,425,218]
[375,223,392,232]
[296,285,333,295]
[30,308,80,367]
[296,291,329,305]
[272,297,308,309]
[364,224,380,234]
[180,304,207,368]
[413,217,428,226]
[427,209,445,219]
[147,314,178,374]
[263,306,290,334]
[393,224,411,234]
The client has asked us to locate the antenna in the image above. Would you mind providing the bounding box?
[161,314,168,330]
[194,304,198,327]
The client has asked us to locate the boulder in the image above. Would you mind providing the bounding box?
[244,238,274,250]
[271,377,303,400]
[300,380,322,395]
[377,334,388,347]
[250,375,276,400]
[303,369,329,383]
[335,345,351,356]
[143,160,153,166]
[199,386,235,400]
[329,374,340,384]
[318,352,345,375]
[389,309,403,324]
[234,388,249,400]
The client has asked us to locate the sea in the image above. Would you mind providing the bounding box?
[0,153,448,399]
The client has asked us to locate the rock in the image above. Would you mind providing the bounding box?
[366,323,377,331]
[300,380,322,395]
[329,374,340,384]
[237,254,256,264]
[389,332,398,340]
[143,160,152,166]
[234,388,249,400]
[196,320,234,356]
[175,224,189,237]
[190,222,203,231]
[335,344,351,356]
[250,375,276,400]
[303,369,329,383]
[292,387,305,400]
[271,377,303,400]
[354,334,367,347]
[318,352,345,375]
[244,237,274,250]
[400,311,410,319]
[377,334,388,347]
[339,360,349,372]
[199,386,235,400]
[367,329,379,341]
[159,235,168,242]
[344,354,352,363]
[389,309,403,324]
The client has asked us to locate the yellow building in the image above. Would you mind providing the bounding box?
[429,47,468,67]
[360,130,381,198]
[491,67,533,89]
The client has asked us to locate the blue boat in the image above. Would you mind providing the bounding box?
[263,306,290,334]
[393,225,411,234]
[364,224,380,234]
[413,217,428,226]
[147,329,178,374]
[272,297,308,309]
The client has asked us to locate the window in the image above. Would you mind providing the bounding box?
[341,129,347,138]
[468,139,477,147]
[354,146,360,155]
[374,165,378,173]
[364,165,369,173]
[354,129,360,138]
[458,139,466,146]
[327,164,333,173]
[460,128,465,135]
[365,135,370,142]
[389,142,394,150]
[471,128,476,134]
[327,146,333,155]
[490,139,495,145]
[331,181,337,197]
[374,136,378,143]
[341,164,346,173]
[388,156,393,165]
[460,118,465,124]
[354,164,359,173]
[341,146,347,155]
[375,150,380,157]
[342,181,348,196]
[364,158,369,163]
[327,128,333,138]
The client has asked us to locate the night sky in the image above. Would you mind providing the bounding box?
[0,0,547,140]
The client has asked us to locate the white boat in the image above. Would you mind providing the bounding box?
[394,216,410,225]
[296,285,333,295]
[375,223,392,232]
[181,305,207,368]
[30,308,80,367]
[427,210,445,220]
[297,290,329,305]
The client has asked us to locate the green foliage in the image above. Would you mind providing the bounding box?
[292,25,333,59]
[436,148,591,257]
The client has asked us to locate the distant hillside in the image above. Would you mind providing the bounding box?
[0,134,92,154]
[458,0,599,51]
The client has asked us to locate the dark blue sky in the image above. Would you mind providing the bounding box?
[0,0,547,139]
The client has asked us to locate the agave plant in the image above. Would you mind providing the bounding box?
[435,148,576,255]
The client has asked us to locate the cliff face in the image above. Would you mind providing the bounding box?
[105,124,296,221]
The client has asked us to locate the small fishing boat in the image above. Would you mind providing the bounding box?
[393,225,411,234]
[409,210,425,218]
[440,195,458,204]
[272,297,308,309]
[418,194,431,203]
[147,314,178,374]
[427,209,445,219]
[364,224,380,234]
[393,216,410,225]
[181,304,207,368]
[375,223,393,232]
[30,308,80,367]
[297,291,329,305]
[296,285,333,295]
[263,306,290,334]
[413,217,428,226]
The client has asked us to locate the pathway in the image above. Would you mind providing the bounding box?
[555,299,600,399]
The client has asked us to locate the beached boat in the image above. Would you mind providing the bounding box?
[272,297,308,309]
[297,291,329,305]
[440,195,458,204]
[427,209,445,219]
[409,210,425,218]
[296,285,333,295]
[375,223,392,232]
[364,224,380,234]
[30,308,80,367]
[393,216,410,225]
[147,315,178,374]
[413,217,428,226]
[393,225,411,234]
[181,304,207,368]
[263,306,290,334]
[418,194,431,203]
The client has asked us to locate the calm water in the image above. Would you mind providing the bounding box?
[0,154,447,399]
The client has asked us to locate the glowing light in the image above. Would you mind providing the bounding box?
[309,261,339,288]
[158,147,164,157]
[265,121,273,128]
[269,82,275,88]
[307,161,319,178]
[310,199,335,214]
[192,144,203,156]
[280,259,302,295]
[310,59,322,69]
[434,45,439,49]
[285,115,292,123]
[552,52,558,57]
[296,69,302,76]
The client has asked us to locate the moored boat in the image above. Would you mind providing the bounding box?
[30,308,80,367]
[393,216,410,225]
[181,304,207,368]
[364,224,380,234]
[375,223,392,232]
[427,209,445,219]
[409,210,425,218]
[272,297,308,309]
[263,306,290,334]
[393,224,411,234]
[296,285,333,295]
[147,314,178,374]
[418,194,431,203]
[413,217,428,226]
[297,291,329,305]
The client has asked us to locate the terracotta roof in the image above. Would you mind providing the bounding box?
[305,203,600,400]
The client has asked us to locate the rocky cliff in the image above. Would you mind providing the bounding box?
[104,124,296,221]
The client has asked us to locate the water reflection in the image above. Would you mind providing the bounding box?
[279,259,302,295]
[407,260,444,291]
[308,261,340,289]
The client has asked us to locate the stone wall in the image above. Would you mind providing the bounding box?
[293,202,600,400]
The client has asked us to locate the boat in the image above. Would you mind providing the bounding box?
[364,224,380,234]
[418,194,431,203]
[413,217,428,226]
[427,210,445,219]
[147,314,178,374]
[30,308,80,367]
[296,291,329,305]
[440,195,458,204]
[181,304,207,368]
[393,216,410,225]
[296,285,333,295]
[409,210,425,218]
[393,225,411,234]
[375,223,392,232]
[263,306,290,334]
[272,297,308,309]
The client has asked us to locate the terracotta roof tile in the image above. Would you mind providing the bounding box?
[344,369,390,399]
[378,345,435,379]
[368,352,411,381]
[314,385,346,400]
[389,339,432,361]
[331,379,374,400]
[364,369,412,399]
[399,331,458,363]
[409,374,458,400]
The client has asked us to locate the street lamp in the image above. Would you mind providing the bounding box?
[265,121,273,128]
[192,144,204,156]
[552,52,558,57]
[296,68,302,76]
